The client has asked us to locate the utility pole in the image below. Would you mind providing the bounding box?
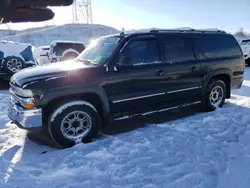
[72,0,93,24]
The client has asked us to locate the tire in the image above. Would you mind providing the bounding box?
[61,52,78,61]
[3,56,25,75]
[48,101,101,148]
[203,80,226,111]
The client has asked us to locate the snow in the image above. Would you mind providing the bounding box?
[50,101,97,122]
[1,68,250,187]
[0,41,32,61]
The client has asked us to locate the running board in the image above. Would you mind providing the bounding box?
[113,101,201,121]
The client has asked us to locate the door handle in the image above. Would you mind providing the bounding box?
[156,69,164,76]
[191,66,199,72]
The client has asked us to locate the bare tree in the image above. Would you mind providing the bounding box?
[235,27,246,37]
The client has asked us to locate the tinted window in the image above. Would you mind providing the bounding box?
[121,38,160,65]
[162,36,195,62]
[196,34,242,59]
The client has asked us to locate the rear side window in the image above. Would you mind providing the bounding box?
[196,34,242,59]
[162,36,195,63]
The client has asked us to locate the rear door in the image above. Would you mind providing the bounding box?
[160,34,203,102]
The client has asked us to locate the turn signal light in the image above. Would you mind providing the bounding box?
[23,104,36,109]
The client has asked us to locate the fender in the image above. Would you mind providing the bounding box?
[40,86,110,116]
[201,68,233,96]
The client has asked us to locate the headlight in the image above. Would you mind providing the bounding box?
[19,89,33,97]
[9,85,36,109]
[10,86,33,97]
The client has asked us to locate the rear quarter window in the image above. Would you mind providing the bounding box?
[195,34,242,59]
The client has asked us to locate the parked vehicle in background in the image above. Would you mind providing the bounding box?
[0,40,36,81]
[238,38,250,65]
[8,28,244,148]
[33,45,50,65]
[49,41,85,63]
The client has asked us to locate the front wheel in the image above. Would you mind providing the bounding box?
[48,101,101,148]
[203,80,226,111]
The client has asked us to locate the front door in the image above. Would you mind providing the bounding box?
[104,36,167,115]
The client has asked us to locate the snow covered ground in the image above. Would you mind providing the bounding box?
[1,68,250,187]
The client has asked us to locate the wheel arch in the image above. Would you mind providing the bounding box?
[4,55,25,62]
[41,87,110,125]
[202,69,232,99]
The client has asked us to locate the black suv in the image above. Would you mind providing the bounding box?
[8,29,244,148]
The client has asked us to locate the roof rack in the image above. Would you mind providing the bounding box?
[150,28,226,34]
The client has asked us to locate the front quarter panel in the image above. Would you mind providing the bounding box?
[23,67,110,115]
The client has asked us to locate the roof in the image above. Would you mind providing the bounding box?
[117,28,227,36]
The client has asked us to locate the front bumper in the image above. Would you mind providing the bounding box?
[8,97,43,132]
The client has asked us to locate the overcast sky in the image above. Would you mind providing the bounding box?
[0,0,249,33]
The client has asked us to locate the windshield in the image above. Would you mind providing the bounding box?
[76,36,121,65]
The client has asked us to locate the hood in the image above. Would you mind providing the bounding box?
[10,61,89,87]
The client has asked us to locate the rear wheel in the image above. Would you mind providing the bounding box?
[203,80,226,111]
[48,101,101,148]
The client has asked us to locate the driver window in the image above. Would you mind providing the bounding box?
[120,38,160,65]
